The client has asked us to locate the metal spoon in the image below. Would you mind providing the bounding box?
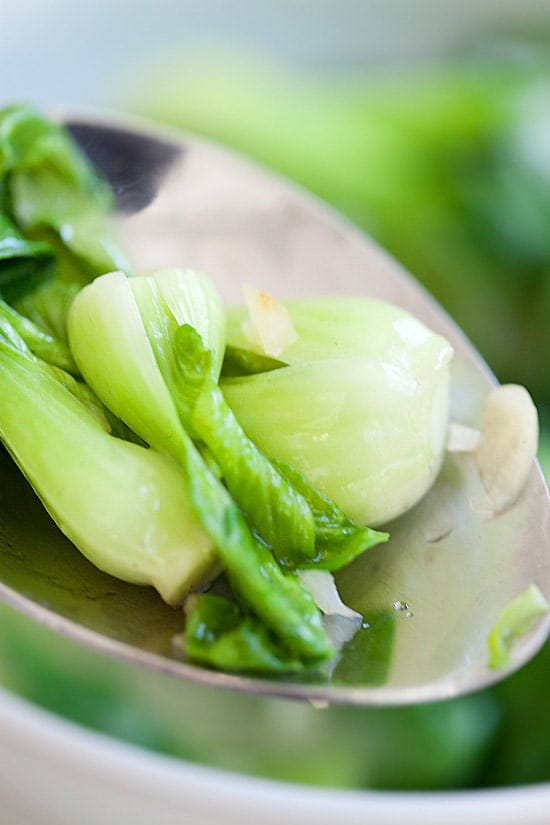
[0,112,548,706]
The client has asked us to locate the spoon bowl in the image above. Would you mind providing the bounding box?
[0,112,548,705]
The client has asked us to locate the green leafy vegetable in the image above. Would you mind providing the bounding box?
[68,270,185,457]
[0,210,54,303]
[13,279,80,342]
[223,356,451,528]
[171,325,383,591]
[221,344,286,377]
[70,270,385,581]
[129,274,316,560]
[67,268,335,665]
[0,104,132,436]
[184,593,314,674]
[0,295,76,372]
[170,324,316,562]
[0,104,128,286]
[224,295,453,527]
[488,584,549,670]
[0,317,217,605]
[0,104,455,678]
[169,322,385,571]
[275,462,388,570]
[175,430,333,663]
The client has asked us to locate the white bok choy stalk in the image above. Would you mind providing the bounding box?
[0,317,217,605]
[224,294,453,526]
[67,269,225,460]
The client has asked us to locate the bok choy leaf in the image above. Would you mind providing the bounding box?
[0,104,128,284]
[168,324,316,563]
[13,279,80,345]
[184,594,309,674]
[275,462,388,570]
[0,210,54,303]
[177,432,333,663]
[0,295,76,372]
[488,585,549,670]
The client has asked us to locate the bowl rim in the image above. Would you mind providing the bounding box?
[0,684,548,825]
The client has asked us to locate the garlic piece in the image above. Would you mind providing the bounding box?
[475,384,538,513]
[298,569,361,621]
[298,569,362,657]
[447,422,481,452]
[242,284,298,357]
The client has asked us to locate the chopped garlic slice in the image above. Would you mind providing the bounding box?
[242,284,298,357]
[475,384,538,514]
[298,569,362,621]
[447,422,481,452]
[298,569,362,658]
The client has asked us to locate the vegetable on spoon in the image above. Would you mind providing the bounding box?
[488,584,550,670]
[67,269,311,550]
[183,593,311,675]
[0,104,129,288]
[0,109,546,700]
[0,312,218,606]
[169,323,387,570]
[0,103,130,373]
[129,273,316,561]
[69,269,385,570]
[224,293,453,525]
[67,268,337,666]
[0,211,54,302]
[0,293,76,372]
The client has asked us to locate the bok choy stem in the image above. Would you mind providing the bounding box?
[0,319,218,605]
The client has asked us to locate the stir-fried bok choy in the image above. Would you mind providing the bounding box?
[68,268,396,668]
[0,307,217,604]
[224,293,453,525]
[0,104,461,676]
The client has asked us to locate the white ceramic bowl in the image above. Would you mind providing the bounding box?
[0,685,548,825]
